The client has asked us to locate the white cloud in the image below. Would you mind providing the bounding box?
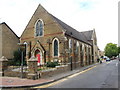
[0,0,118,51]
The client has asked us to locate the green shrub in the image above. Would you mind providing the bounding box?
[46,61,59,68]
[37,68,42,71]
[12,49,27,66]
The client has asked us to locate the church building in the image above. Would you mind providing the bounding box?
[20,4,99,69]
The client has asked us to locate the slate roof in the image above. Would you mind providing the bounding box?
[50,15,92,45]
[80,30,93,41]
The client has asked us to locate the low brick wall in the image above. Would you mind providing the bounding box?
[4,70,28,78]
[38,65,69,78]
[3,65,69,79]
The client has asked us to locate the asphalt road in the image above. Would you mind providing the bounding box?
[47,59,119,88]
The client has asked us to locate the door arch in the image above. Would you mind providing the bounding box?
[34,49,42,66]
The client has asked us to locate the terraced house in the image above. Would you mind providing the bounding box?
[0,22,19,60]
[20,4,99,70]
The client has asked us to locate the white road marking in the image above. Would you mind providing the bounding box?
[116,63,118,66]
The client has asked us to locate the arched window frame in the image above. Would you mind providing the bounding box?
[82,44,84,52]
[52,38,59,57]
[35,19,44,37]
[69,39,72,53]
[69,39,72,49]
[76,41,79,53]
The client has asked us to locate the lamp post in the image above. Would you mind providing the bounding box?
[18,43,27,78]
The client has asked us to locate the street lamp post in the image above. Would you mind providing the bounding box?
[18,43,27,78]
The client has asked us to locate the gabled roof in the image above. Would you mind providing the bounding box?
[80,30,94,40]
[50,15,92,45]
[20,4,93,45]
[21,4,48,38]
[0,22,19,39]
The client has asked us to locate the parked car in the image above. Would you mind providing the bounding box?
[106,58,110,62]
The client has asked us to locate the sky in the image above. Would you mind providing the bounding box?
[0,0,119,51]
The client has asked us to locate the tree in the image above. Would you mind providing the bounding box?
[104,43,118,58]
[118,46,120,54]
[13,49,22,65]
[13,49,26,66]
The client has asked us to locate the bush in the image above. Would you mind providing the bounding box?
[46,61,59,68]
[37,68,42,71]
[12,49,27,66]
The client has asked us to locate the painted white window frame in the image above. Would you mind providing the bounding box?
[52,38,60,57]
[34,19,44,37]
[69,39,72,49]
[76,41,79,53]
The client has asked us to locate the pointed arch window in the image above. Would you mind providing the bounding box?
[76,41,79,53]
[54,40,58,56]
[35,19,44,37]
[69,39,72,53]
[53,38,59,57]
[69,39,72,49]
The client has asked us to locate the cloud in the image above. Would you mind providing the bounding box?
[78,1,96,10]
[0,0,118,51]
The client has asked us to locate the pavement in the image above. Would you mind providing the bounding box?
[0,62,99,88]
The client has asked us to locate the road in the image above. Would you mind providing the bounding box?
[36,59,119,88]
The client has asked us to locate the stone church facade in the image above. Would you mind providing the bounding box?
[20,4,99,69]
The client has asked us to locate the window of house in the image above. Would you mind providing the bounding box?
[35,19,44,37]
[53,38,59,56]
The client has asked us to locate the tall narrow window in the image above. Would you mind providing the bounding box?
[76,41,79,53]
[69,39,72,53]
[54,39,58,56]
[69,39,72,49]
[35,20,44,36]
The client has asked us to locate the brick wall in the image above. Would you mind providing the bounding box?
[20,5,65,64]
[0,25,2,58]
[2,23,19,59]
[20,5,93,71]
[4,70,27,78]
[38,65,69,78]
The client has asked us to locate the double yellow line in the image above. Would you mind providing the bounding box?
[33,65,96,88]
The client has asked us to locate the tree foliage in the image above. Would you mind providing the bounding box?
[118,46,120,54]
[12,49,26,66]
[104,43,118,58]
[13,49,21,65]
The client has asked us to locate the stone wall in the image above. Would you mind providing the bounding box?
[4,71,27,78]
[38,65,69,78]
[20,5,65,64]
[4,65,69,79]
